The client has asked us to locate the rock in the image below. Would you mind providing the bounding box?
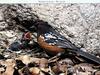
[13,68,20,75]
[30,67,50,75]
[3,59,16,75]
[59,58,74,65]
[39,58,48,68]
[75,63,94,72]
[51,61,67,75]
[9,41,21,51]
[29,67,40,75]
[0,30,18,49]
[94,70,100,75]
[17,55,40,65]
[76,71,92,75]
[0,49,5,54]
[15,59,26,69]
[0,54,5,59]
[20,66,31,75]
[17,55,31,64]
[74,63,95,75]
[4,31,16,38]
[0,22,8,30]
[3,4,39,30]
[0,62,6,74]
[3,51,17,59]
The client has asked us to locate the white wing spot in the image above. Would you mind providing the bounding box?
[45,33,56,39]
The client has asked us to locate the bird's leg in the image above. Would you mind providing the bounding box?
[48,52,65,63]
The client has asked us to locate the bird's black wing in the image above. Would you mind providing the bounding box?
[43,30,78,50]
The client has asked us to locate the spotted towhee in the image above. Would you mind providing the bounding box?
[32,20,100,64]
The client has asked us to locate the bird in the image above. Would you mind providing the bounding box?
[32,20,100,64]
[9,31,32,51]
[21,31,32,48]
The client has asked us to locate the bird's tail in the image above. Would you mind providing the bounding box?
[70,49,100,65]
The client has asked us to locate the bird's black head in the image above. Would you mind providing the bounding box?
[33,20,48,28]
[33,20,52,32]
